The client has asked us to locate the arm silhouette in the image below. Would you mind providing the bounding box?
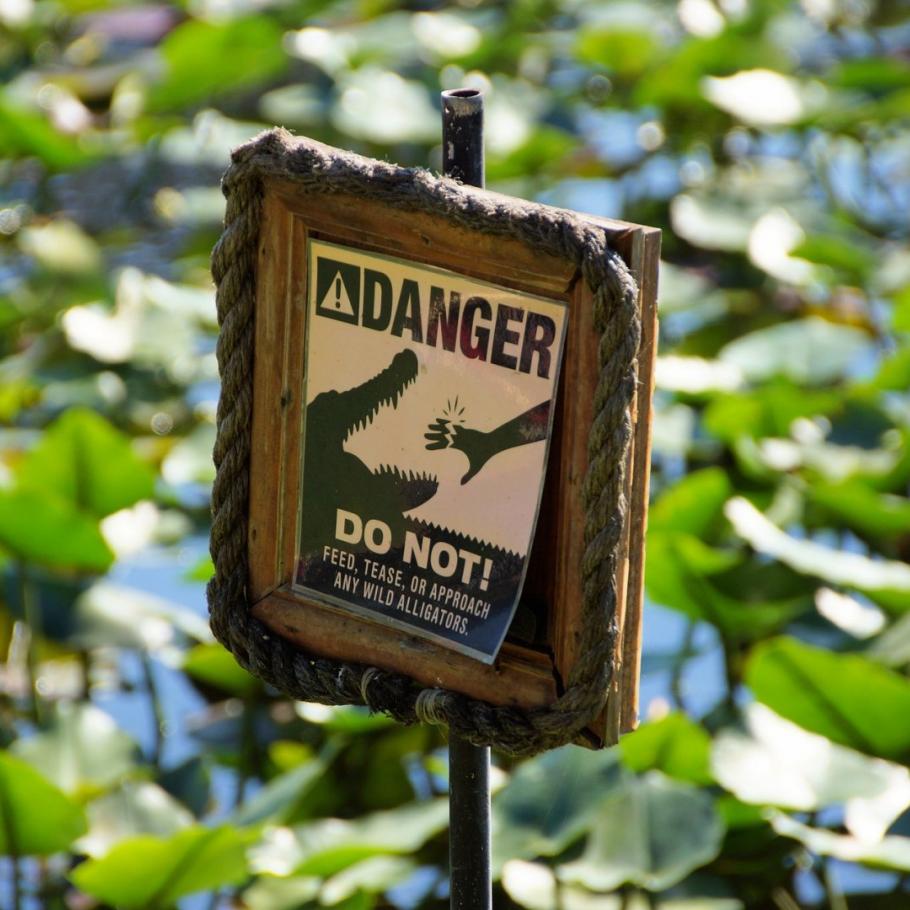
[425,400,551,484]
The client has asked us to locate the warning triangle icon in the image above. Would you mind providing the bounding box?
[319,271,356,318]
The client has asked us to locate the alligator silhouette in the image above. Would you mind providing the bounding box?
[299,347,552,557]
[299,348,438,557]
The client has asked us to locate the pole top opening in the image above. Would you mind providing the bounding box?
[441,88,484,115]
[443,88,482,98]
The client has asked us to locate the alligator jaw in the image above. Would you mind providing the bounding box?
[373,464,439,510]
[341,348,419,444]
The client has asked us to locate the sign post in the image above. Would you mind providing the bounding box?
[441,87,492,910]
[208,106,658,771]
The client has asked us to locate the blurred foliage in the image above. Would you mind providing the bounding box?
[1,0,910,907]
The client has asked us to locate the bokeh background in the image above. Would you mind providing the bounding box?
[2,0,910,907]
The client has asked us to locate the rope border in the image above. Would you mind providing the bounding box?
[208,130,640,756]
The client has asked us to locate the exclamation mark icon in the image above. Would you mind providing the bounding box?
[334,276,341,308]
[479,558,492,592]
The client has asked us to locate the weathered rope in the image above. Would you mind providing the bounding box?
[208,130,640,756]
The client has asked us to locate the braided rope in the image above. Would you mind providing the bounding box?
[208,130,640,755]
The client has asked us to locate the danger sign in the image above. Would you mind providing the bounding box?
[295,240,568,663]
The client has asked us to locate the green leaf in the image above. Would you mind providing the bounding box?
[872,346,910,390]
[637,33,787,110]
[810,482,910,538]
[73,581,214,652]
[891,285,910,333]
[18,220,102,274]
[12,702,136,797]
[649,468,732,537]
[867,613,910,668]
[320,855,415,905]
[250,799,448,878]
[486,127,578,181]
[71,825,252,909]
[330,67,437,144]
[770,813,910,872]
[620,713,713,785]
[670,193,753,252]
[704,385,840,443]
[560,772,724,892]
[726,496,910,597]
[747,637,910,761]
[702,70,824,127]
[233,749,332,828]
[575,28,660,77]
[503,861,742,910]
[149,17,288,112]
[719,317,874,385]
[184,643,261,698]
[492,746,625,872]
[0,488,113,571]
[832,57,910,92]
[790,235,870,282]
[0,751,87,856]
[713,704,910,840]
[244,875,322,910]
[295,702,395,733]
[0,96,92,171]
[646,532,808,642]
[17,408,155,518]
[184,555,215,582]
[502,860,622,909]
[77,782,194,857]
[161,422,217,486]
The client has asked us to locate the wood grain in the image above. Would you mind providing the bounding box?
[618,226,661,733]
[248,194,293,601]
[270,180,576,298]
[253,589,560,709]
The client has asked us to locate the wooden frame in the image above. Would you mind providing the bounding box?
[246,177,659,748]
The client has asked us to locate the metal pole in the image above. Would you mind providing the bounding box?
[440,87,492,910]
[442,89,485,188]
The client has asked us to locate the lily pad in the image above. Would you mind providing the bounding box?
[12,702,137,797]
[560,772,724,892]
[0,751,87,856]
[712,704,910,840]
[16,408,154,518]
[747,637,910,762]
[71,825,252,909]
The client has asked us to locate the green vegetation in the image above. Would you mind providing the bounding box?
[1,0,909,907]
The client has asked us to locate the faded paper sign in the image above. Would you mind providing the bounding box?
[295,239,568,663]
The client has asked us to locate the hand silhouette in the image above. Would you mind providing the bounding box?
[425,401,551,485]
[424,419,494,484]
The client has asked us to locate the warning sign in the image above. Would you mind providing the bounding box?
[295,240,568,663]
[314,257,360,323]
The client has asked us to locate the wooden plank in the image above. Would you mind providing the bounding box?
[253,590,560,709]
[247,194,294,601]
[279,211,309,587]
[548,273,597,690]
[619,227,661,733]
[268,179,577,298]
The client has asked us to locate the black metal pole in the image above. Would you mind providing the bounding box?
[440,86,492,910]
[442,89,485,188]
